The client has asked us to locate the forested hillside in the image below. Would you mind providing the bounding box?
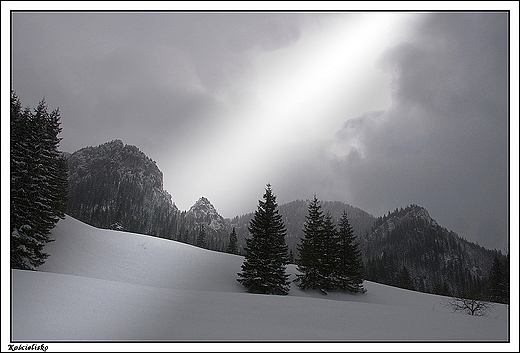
[66,140,180,238]
[361,205,508,302]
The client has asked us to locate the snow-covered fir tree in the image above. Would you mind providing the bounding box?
[398,265,415,291]
[336,211,366,293]
[488,256,508,304]
[296,198,366,295]
[226,227,238,254]
[321,212,338,292]
[237,184,290,295]
[295,196,329,294]
[11,92,68,269]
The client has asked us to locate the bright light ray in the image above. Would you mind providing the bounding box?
[171,13,421,215]
[255,13,420,138]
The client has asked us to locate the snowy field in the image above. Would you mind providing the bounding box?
[10,216,511,349]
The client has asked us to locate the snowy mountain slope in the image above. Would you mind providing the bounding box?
[11,216,508,342]
[36,216,240,293]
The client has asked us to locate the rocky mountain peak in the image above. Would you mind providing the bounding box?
[191,196,212,208]
[397,205,438,228]
[68,139,164,189]
[374,204,438,235]
[187,197,226,232]
[65,140,178,237]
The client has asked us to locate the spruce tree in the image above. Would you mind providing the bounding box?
[488,257,508,304]
[321,212,339,292]
[398,265,415,291]
[11,92,68,269]
[295,196,329,294]
[226,227,238,254]
[196,225,207,248]
[336,211,366,293]
[237,184,290,295]
[11,94,36,268]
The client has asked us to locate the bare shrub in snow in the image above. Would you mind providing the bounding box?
[442,296,494,316]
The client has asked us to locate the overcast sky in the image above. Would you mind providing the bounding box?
[8,8,513,250]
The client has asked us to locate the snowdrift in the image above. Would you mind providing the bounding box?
[11,216,508,341]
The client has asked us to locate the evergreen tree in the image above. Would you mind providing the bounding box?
[488,257,508,304]
[398,265,415,291]
[196,225,207,248]
[11,92,68,269]
[439,280,451,297]
[336,211,366,293]
[237,184,290,295]
[11,94,35,269]
[295,196,329,294]
[226,227,238,254]
[366,259,379,282]
[110,205,124,231]
[321,212,339,292]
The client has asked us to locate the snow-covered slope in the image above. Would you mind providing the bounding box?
[11,216,508,342]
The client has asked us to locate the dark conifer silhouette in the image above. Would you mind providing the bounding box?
[196,225,207,248]
[11,92,68,269]
[226,227,238,254]
[398,265,415,291]
[295,196,329,294]
[488,256,508,304]
[296,200,367,295]
[336,211,366,293]
[237,184,290,295]
[321,212,339,292]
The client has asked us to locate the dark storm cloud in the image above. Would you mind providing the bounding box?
[10,11,344,217]
[327,13,508,250]
[11,12,312,153]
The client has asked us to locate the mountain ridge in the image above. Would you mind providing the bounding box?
[362,204,507,298]
[64,140,508,301]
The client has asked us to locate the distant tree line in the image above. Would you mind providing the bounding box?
[11,92,68,269]
[226,227,238,254]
